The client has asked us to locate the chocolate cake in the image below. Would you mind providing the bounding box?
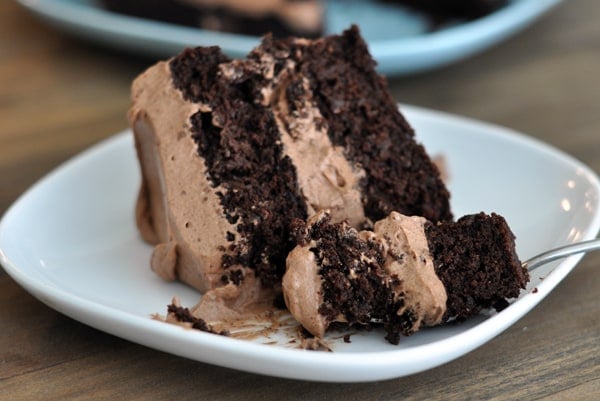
[100,0,506,37]
[283,210,528,344]
[129,26,451,296]
[389,0,507,24]
[100,0,323,38]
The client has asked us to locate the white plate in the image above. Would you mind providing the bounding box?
[1,105,599,382]
[16,0,562,75]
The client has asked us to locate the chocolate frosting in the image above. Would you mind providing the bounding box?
[283,210,447,338]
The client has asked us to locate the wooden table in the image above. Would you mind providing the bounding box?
[1,1,598,399]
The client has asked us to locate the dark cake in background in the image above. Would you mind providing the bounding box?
[387,0,508,25]
[100,0,507,38]
[100,0,324,38]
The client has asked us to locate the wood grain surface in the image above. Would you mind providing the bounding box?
[1,1,599,399]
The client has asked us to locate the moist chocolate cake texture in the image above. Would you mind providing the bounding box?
[425,212,527,318]
[130,25,527,345]
[283,210,528,344]
[130,26,451,297]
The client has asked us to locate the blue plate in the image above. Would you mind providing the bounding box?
[17,0,561,75]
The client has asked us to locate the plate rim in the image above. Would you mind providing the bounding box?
[1,104,599,382]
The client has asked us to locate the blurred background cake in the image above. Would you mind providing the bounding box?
[100,0,324,37]
[100,0,507,37]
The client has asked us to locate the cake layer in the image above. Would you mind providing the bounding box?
[425,212,527,319]
[283,210,528,344]
[130,26,451,294]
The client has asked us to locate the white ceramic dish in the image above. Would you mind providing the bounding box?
[1,105,599,382]
[16,0,562,75]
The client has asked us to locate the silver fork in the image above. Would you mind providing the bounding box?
[522,238,600,271]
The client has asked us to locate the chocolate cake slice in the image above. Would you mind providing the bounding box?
[100,0,323,38]
[283,210,528,344]
[129,26,451,296]
[101,0,506,39]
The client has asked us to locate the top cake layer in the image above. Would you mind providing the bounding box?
[129,26,451,293]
